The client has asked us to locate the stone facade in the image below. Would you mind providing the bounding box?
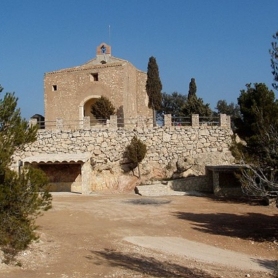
[13,122,234,193]
[44,43,151,129]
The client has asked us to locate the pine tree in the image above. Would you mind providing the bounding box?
[0,85,52,262]
[146,56,162,126]
[158,92,187,124]
[270,31,278,90]
[231,83,278,196]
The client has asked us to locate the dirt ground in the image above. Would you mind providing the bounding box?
[0,192,278,278]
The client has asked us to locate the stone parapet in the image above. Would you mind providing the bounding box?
[191,114,199,127]
[33,114,231,130]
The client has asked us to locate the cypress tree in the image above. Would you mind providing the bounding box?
[146,56,162,126]
[183,78,212,117]
[188,78,197,100]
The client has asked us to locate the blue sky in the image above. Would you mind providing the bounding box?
[1,0,277,119]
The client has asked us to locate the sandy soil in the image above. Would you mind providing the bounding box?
[0,192,277,278]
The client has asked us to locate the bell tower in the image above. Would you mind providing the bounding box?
[96,43,111,63]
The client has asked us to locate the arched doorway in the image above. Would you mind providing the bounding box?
[81,96,101,126]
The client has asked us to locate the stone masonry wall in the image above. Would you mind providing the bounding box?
[44,61,151,128]
[14,125,234,185]
[44,64,125,124]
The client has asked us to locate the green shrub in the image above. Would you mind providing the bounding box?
[91,96,115,120]
[125,136,147,178]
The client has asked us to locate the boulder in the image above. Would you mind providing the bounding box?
[182,168,197,178]
[91,171,139,192]
[176,157,194,173]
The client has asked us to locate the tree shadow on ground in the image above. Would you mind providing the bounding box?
[252,258,277,271]
[87,249,216,278]
[209,195,275,207]
[182,192,270,207]
[124,198,171,206]
[173,212,278,242]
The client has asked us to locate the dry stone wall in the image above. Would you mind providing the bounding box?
[14,125,234,191]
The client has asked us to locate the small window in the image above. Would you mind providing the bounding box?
[90,73,98,82]
[52,85,57,91]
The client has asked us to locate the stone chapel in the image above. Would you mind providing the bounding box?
[44,43,151,128]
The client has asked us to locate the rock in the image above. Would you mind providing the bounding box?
[117,175,140,191]
[91,172,139,192]
[182,169,197,178]
[172,172,183,179]
[95,163,113,172]
[93,149,101,155]
[176,157,194,173]
[90,157,96,167]
[235,134,247,146]
[167,159,177,171]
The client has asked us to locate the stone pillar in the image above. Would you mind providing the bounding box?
[83,116,90,129]
[226,115,231,129]
[164,114,172,127]
[147,117,153,128]
[213,171,220,196]
[136,117,144,128]
[191,114,199,127]
[29,118,37,127]
[109,115,118,129]
[56,118,63,129]
[81,160,91,194]
[220,114,227,127]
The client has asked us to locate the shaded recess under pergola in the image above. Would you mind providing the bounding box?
[22,153,91,194]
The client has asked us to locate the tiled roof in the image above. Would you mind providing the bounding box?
[22,153,91,164]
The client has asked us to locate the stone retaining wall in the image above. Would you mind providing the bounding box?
[14,125,233,168]
[136,177,212,196]
[13,125,234,192]
[168,176,211,192]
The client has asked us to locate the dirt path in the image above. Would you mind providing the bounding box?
[0,192,277,277]
[124,236,274,272]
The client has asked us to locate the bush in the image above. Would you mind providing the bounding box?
[125,136,147,178]
[91,96,115,120]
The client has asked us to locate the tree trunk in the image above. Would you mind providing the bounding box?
[153,109,156,127]
[137,163,141,178]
